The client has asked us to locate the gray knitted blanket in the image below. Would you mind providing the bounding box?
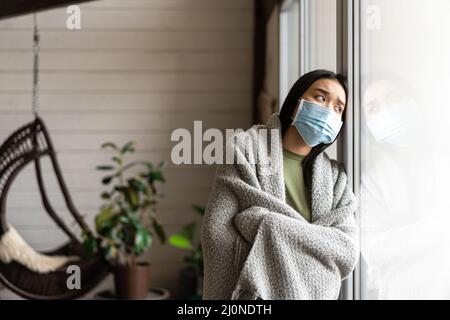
[201,113,359,300]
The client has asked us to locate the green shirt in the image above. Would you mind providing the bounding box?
[282,148,312,222]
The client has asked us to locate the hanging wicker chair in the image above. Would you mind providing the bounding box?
[0,117,110,299]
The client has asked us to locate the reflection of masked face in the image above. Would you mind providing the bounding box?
[365,99,416,148]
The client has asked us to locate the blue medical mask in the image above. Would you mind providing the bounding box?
[291,99,343,147]
[365,99,414,148]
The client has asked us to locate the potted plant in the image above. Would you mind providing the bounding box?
[82,141,167,299]
[169,204,204,299]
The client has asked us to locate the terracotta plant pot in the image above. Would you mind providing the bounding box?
[113,262,150,299]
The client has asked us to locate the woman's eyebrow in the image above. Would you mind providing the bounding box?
[314,87,345,106]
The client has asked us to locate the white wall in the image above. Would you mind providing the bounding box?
[0,0,253,295]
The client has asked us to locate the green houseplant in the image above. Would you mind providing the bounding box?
[82,141,167,299]
[169,204,204,299]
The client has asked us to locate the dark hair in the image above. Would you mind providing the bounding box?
[279,69,348,189]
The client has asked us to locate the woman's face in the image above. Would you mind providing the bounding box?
[294,78,347,119]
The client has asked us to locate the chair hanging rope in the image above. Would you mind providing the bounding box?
[32,13,40,117]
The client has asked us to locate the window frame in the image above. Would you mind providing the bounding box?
[278,0,363,300]
[336,0,362,300]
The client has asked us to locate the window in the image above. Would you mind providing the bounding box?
[279,0,300,103]
[358,0,450,299]
[279,0,339,159]
[279,0,450,299]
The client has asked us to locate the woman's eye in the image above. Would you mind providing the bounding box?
[335,106,343,113]
[316,95,325,102]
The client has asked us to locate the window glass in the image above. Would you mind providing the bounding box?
[360,0,450,299]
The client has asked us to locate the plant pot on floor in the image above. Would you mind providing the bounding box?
[113,262,150,299]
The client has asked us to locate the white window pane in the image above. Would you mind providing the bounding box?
[307,0,336,72]
[306,0,338,158]
[280,0,300,103]
[360,0,450,299]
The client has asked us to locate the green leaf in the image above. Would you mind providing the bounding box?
[100,191,111,200]
[134,229,151,255]
[114,186,127,193]
[124,187,139,209]
[128,213,142,229]
[169,234,193,250]
[95,205,116,232]
[119,214,130,224]
[112,156,122,165]
[192,204,205,216]
[107,229,117,242]
[158,160,166,168]
[83,233,98,256]
[115,186,139,209]
[121,141,135,154]
[192,248,203,261]
[102,175,114,185]
[96,165,115,171]
[101,142,118,150]
[180,222,196,241]
[152,217,166,244]
[128,178,147,193]
[148,171,165,183]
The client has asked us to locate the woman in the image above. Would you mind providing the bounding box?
[201,69,359,300]
[359,72,447,298]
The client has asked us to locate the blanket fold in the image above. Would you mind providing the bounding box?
[201,112,359,300]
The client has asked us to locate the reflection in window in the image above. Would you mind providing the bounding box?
[360,0,450,299]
